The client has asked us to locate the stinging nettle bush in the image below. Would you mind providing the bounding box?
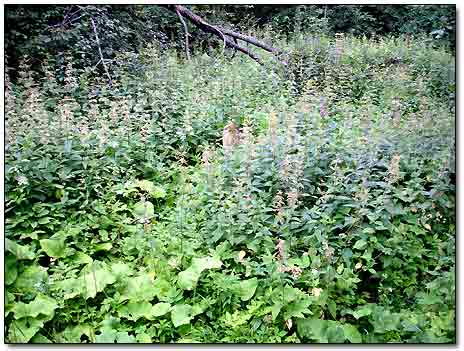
[5,31,455,343]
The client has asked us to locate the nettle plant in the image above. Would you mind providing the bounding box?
[5,32,455,343]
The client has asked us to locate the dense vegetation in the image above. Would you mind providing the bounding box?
[4,5,455,344]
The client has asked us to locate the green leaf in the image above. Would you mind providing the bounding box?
[136,333,152,343]
[94,242,113,252]
[417,292,442,305]
[327,300,337,319]
[6,254,18,285]
[40,238,66,258]
[132,180,166,199]
[353,239,367,250]
[352,306,373,319]
[13,294,58,319]
[7,316,49,343]
[151,302,171,317]
[177,267,200,290]
[110,262,133,277]
[191,256,223,271]
[61,324,95,342]
[297,318,328,343]
[284,298,313,319]
[96,327,117,343]
[120,273,157,302]
[343,324,362,343]
[14,266,48,297]
[171,304,193,327]
[38,217,50,224]
[6,238,35,260]
[135,180,156,193]
[116,331,137,343]
[152,278,177,302]
[133,201,155,219]
[80,266,116,299]
[117,301,153,321]
[71,251,93,265]
[177,256,222,290]
[237,277,258,301]
[152,186,167,199]
[325,322,346,343]
[30,333,52,343]
[271,303,282,321]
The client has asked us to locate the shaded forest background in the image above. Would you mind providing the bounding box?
[5,4,456,78]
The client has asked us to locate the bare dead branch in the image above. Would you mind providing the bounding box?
[217,26,281,55]
[230,36,238,59]
[175,6,191,60]
[167,5,268,64]
[90,16,113,86]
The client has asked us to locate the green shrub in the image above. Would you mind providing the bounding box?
[5,31,455,343]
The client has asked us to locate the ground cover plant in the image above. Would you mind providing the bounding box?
[4,5,455,344]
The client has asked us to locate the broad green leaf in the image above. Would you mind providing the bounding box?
[191,256,222,271]
[327,300,337,319]
[81,266,116,299]
[416,292,442,305]
[271,303,282,321]
[133,201,155,219]
[19,230,44,240]
[55,278,81,300]
[151,302,171,317]
[5,292,15,318]
[40,238,66,258]
[136,333,152,343]
[343,324,362,343]
[191,303,206,317]
[7,316,49,343]
[96,327,117,343]
[14,266,48,297]
[6,254,18,285]
[135,180,166,199]
[38,217,50,225]
[353,239,367,250]
[110,262,133,277]
[177,267,200,290]
[120,274,158,302]
[177,256,222,290]
[284,298,313,319]
[135,180,156,193]
[370,308,401,333]
[153,278,177,302]
[71,251,93,265]
[325,322,346,343]
[151,186,167,199]
[237,278,258,301]
[61,324,95,343]
[94,242,113,252]
[297,318,328,343]
[30,333,52,343]
[116,331,137,343]
[6,238,35,260]
[13,294,58,319]
[352,306,373,319]
[171,304,193,327]
[117,301,153,321]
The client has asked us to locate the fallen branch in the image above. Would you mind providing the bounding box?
[175,6,191,60]
[165,5,285,65]
[90,16,113,86]
[217,26,281,55]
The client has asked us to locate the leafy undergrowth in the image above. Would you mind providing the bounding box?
[5,34,455,343]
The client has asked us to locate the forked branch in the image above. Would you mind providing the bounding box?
[165,5,285,65]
